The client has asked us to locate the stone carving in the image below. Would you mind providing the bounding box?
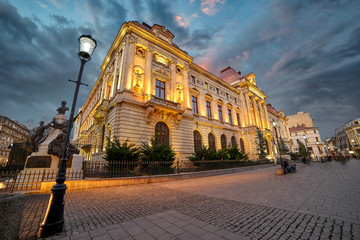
[30,121,51,152]
[48,128,79,158]
[176,83,183,103]
[47,101,80,158]
[133,69,144,92]
[56,101,69,115]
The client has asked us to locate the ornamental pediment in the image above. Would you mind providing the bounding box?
[152,68,170,79]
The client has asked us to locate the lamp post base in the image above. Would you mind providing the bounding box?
[37,184,67,238]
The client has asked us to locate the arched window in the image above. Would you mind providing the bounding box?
[221,134,227,149]
[101,125,105,151]
[208,133,216,150]
[155,122,169,145]
[231,136,236,147]
[240,138,245,152]
[193,130,202,150]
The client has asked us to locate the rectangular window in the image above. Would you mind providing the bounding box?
[206,101,211,118]
[205,82,208,90]
[218,105,223,121]
[191,76,195,84]
[237,113,240,126]
[192,96,198,114]
[155,80,165,99]
[314,130,316,133]
[228,109,232,124]
[216,88,219,95]
[316,137,319,142]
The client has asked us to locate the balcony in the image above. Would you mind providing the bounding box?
[145,95,184,122]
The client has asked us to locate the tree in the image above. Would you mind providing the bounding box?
[279,138,290,154]
[103,139,140,174]
[255,128,267,160]
[140,137,176,174]
[297,139,309,157]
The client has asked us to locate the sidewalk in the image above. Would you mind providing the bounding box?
[19,160,360,240]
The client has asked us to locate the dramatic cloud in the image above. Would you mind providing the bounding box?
[200,0,226,16]
[0,0,359,140]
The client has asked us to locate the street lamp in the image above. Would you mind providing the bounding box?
[303,135,308,156]
[272,120,284,173]
[38,35,97,238]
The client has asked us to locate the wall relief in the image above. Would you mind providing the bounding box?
[176,82,183,103]
[133,66,144,92]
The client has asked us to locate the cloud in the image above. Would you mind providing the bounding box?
[0,1,100,124]
[200,0,226,16]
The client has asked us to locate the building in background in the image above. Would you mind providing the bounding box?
[0,116,30,166]
[344,118,360,158]
[287,112,325,159]
[73,21,289,161]
[334,127,350,156]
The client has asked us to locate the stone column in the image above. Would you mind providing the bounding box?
[250,95,259,126]
[117,47,125,90]
[110,51,120,98]
[256,99,265,129]
[144,48,153,96]
[119,37,130,91]
[245,93,253,125]
[263,102,270,129]
[125,41,136,91]
[183,66,190,109]
[100,75,106,100]
[170,61,176,102]
[239,93,249,126]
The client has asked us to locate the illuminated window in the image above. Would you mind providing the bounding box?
[228,109,232,124]
[206,101,211,118]
[193,130,202,150]
[155,122,169,145]
[231,136,236,147]
[237,113,241,126]
[208,133,216,149]
[218,106,223,121]
[221,134,227,149]
[192,96,198,114]
[156,80,165,99]
[240,138,245,152]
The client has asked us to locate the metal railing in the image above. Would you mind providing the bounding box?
[0,159,272,192]
[0,169,83,193]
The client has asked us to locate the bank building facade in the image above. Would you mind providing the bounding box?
[73,21,290,161]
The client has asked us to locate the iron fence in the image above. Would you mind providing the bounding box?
[0,159,272,192]
[0,169,83,193]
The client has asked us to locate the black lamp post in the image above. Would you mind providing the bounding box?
[303,135,308,156]
[272,120,284,173]
[38,35,96,238]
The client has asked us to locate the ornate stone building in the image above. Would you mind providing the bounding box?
[344,118,360,158]
[287,112,325,159]
[0,116,30,166]
[73,21,288,161]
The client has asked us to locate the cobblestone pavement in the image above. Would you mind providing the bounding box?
[19,160,360,240]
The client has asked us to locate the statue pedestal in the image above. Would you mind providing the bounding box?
[24,114,83,171]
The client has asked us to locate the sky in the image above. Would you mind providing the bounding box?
[0,0,359,139]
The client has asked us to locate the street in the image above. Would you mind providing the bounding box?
[20,160,360,240]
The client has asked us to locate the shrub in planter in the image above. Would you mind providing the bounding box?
[140,138,176,175]
[103,139,140,176]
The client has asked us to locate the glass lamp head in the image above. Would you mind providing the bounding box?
[78,35,97,60]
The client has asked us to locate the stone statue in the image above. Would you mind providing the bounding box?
[30,121,50,152]
[176,83,183,103]
[48,128,79,158]
[57,101,69,115]
[134,69,144,91]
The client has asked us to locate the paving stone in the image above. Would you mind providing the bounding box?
[19,161,360,240]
